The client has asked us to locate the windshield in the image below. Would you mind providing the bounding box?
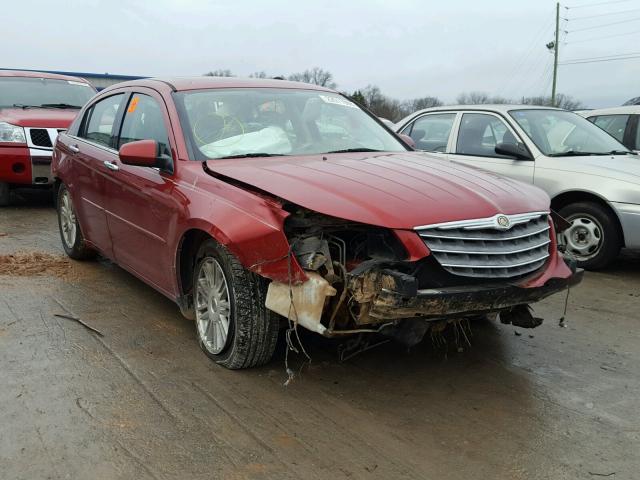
[0,76,95,109]
[509,109,630,156]
[174,88,407,159]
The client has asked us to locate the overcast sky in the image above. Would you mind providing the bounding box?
[5,0,639,107]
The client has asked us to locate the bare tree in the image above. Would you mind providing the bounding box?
[249,71,268,78]
[521,94,584,110]
[456,91,510,105]
[288,67,337,89]
[350,87,443,122]
[358,85,405,121]
[403,96,443,112]
[204,69,234,77]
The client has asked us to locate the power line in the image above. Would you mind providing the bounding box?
[565,28,640,43]
[561,54,640,64]
[565,0,636,9]
[567,15,640,32]
[499,13,557,96]
[565,7,640,20]
[561,51,640,62]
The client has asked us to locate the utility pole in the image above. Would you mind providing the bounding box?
[551,2,560,106]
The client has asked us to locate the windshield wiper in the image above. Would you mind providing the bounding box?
[324,148,384,154]
[549,149,634,157]
[38,103,82,109]
[548,150,601,157]
[12,103,39,109]
[215,153,287,159]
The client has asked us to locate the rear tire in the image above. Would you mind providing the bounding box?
[56,184,96,260]
[558,201,620,270]
[0,182,9,206]
[193,239,279,369]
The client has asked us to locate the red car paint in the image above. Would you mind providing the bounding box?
[0,70,95,187]
[52,77,574,307]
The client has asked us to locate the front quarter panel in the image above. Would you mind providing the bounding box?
[173,164,306,286]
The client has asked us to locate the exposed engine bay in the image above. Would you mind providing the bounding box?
[264,206,579,344]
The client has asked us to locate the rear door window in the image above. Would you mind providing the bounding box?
[405,113,456,152]
[119,94,171,156]
[590,114,630,143]
[81,94,124,148]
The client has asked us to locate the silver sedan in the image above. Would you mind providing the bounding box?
[396,105,640,269]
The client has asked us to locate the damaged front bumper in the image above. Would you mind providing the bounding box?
[368,269,584,321]
[265,256,584,337]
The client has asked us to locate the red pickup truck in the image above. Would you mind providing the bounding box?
[0,70,95,205]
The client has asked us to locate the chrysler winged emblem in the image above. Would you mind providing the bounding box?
[496,215,511,229]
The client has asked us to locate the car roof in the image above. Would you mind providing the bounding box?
[580,105,640,117]
[408,104,565,116]
[106,76,335,93]
[0,69,90,83]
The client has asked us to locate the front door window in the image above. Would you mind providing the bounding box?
[456,113,516,157]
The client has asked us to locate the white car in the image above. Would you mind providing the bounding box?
[378,117,395,129]
[578,106,639,152]
[396,105,640,269]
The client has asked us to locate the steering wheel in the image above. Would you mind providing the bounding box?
[193,113,245,146]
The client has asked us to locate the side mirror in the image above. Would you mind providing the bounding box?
[119,139,161,167]
[495,142,532,160]
[399,133,416,149]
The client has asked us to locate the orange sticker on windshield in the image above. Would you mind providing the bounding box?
[128,96,139,113]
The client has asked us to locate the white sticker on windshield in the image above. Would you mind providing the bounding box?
[67,80,91,87]
[318,95,357,108]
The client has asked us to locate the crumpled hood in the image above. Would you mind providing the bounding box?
[205,152,550,229]
[0,108,78,128]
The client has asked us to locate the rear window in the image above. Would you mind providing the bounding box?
[81,94,124,148]
[0,76,95,109]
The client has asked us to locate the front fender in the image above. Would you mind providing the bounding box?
[176,197,306,284]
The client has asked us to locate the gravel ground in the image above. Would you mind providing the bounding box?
[1,190,639,480]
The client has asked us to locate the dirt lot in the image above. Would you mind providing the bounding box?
[1,190,639,480]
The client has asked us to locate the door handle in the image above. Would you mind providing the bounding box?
[104,161,120,171]
[69,144,80,153]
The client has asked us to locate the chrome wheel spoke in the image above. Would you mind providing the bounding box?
[217,319,227,348]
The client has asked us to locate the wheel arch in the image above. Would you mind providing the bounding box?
[550,190,625,247]
[173,217,305,319]
[174,226,224,319]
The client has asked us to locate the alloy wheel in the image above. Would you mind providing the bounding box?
[59,189,77,249]
[195,258,231,354]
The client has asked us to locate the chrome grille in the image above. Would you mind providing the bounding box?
[415,212,551,279]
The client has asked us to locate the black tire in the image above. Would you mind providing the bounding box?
[0,182,9,206]
[558,201,621,270]
[56,183,97,260]
[193,239,279,369]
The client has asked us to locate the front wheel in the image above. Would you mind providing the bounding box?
[56,184,96,260]
[193,239,279,369]
[558,201,621,270]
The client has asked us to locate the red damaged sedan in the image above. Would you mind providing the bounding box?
[52,77,582,369]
